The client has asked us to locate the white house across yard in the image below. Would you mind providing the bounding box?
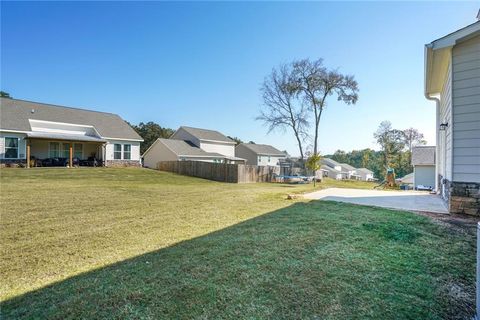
[0,98,143,167]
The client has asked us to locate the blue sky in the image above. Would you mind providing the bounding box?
[1,2,478,155]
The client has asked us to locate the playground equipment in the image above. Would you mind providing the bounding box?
[374,168,397,189]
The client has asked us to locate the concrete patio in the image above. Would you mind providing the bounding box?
[304,188,448,214]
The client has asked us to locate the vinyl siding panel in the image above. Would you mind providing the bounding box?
[453,155,480,165]
[455,173,480,182]
[454,69,480,81]
[199,142,235,157]
[454,77,480,89]
[452,35,480,183]
[438,60,453,180]
[235,144,258,165]
[142,140,178,168]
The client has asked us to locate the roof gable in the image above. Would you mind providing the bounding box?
[412,146,436,166]
[177,126,234,144]
[0,98,142,141]
[158,138,223,157]
[237,143,286,156]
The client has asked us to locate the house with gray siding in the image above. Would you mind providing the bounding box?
[412,146,436,190]
[143,126,245,168]
[235,143,286,166]
[0,98,143,167]
[424,19,480,214]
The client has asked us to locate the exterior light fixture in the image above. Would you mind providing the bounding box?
[439,122,448,131]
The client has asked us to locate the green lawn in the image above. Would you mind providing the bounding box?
[0,168,475,319]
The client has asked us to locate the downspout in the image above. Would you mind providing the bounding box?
[425,95,440,194]
[424,44,441,193]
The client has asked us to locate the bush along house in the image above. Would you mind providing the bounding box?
[0,97,143,167]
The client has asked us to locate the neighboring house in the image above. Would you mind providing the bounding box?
[397,172,414,186]
[412,146,436,190]
[357,168,374,181]
[235,143,286,166]
[321,158,343,172]
[321,158,348,179]
[320,164,344,180]
[143,126,245,168]
[0,98,143,167]
[339,163,360,180]
[171,126,236,158]
[142,138,230,168]
[424,19,480,214]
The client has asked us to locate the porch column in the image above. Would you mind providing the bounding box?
[26,139,31,168]
[69,143,73,168]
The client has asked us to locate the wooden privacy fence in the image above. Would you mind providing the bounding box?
[157,161,280,183]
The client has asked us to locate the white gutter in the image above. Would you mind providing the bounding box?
[424,93,440,194]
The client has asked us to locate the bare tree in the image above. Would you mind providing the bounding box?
[403,127,426,153]
[257,64,309,161]
[292,58,359,155]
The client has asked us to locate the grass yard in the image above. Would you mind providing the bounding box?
[0,168,475,319]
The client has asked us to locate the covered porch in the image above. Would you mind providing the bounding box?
[26,132,106,168]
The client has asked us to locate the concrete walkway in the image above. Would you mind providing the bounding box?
[304,188,448,214]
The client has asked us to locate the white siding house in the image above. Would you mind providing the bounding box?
[0,98,143,167]
[357,168,374,181]
[425,19,480,214]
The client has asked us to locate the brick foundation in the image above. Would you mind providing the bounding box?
[0,159,26,168]
[105,160,141,167]
[449,181,480,216]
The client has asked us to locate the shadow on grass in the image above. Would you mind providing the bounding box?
[1,201,475,319]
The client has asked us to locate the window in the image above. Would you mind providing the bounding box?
[123,144,131,160]
[74,143,83,159]
[61,143,70,158]
[4,137,19,159]
[114,144,122,160]
[49,142,60,158]
[268,156,271,162]
[258,156,262,163]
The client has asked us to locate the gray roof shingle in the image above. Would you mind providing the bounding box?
[412,146,436,166]
[321,158,341,167]
[158,138,224,157]
[357,168,373,174]
[0,98,142,141]
[238,143,286,156]
[179,126,234,143]
[340,163,356,171]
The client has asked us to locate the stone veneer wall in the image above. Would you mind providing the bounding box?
[0,159,26,168]
[449,181,480,216]
[105,160,141,168]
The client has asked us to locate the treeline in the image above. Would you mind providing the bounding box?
[324,148,411,181]
[325,121,427,181]
[129,122,175,154]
